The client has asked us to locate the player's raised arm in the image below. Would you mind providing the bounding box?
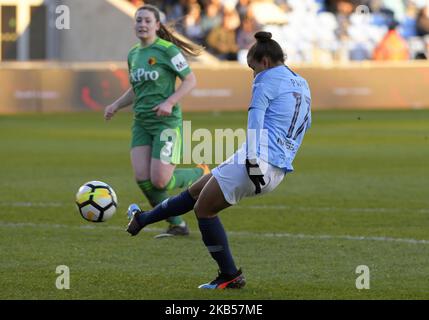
[104,87,134,121]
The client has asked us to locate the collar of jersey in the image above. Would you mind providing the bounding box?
[254,65,285,82]
[138,37,159,50]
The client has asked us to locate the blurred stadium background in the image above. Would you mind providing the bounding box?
[0,0,429,113]
[1,0,429,300]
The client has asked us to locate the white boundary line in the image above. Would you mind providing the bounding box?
[1,202,428,214]
[0,202,63,207]
[0,221,428,245]
[230,205,429,214]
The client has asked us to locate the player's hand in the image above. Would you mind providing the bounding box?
[245,159,266,194]
[104,104,118,121]
[152,101,174,116]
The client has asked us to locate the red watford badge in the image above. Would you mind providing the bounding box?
[148,57,156,65]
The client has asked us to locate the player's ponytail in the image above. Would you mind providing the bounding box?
[137,5,203,57]
[248,31,285,63]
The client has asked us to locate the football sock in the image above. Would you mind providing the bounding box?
[137,180,184,226]
[166,216,183,226]
[137,180,168,207]
[136,189,197,227]
[166,168,204,191]
[198,216,238,276]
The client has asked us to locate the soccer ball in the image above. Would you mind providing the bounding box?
[75,181,118,222]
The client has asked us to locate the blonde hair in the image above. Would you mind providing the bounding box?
[136,5,203,57]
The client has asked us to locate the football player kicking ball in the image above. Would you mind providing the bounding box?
[126,31,312,289]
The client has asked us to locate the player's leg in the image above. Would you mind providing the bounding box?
[191,152,285,289]
[149,159,187,231]
[131,146,151,182]
[130,123,185,234]
[131,145,168,206]
[126,173,225,235]
[131,146,181,217]
[126,173,211,235]
[148,125,206,235]
[150,159,207,193]
[151,125,208,192]
[130,122,183,233]
[131,125,171,210]
[193,147,284,289]
[193,176,245,289]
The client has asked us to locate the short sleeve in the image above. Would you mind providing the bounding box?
[165,45,192,80]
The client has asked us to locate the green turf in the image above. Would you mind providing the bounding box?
[1,109,428,299]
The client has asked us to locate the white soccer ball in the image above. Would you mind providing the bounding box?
[75,181,118,222]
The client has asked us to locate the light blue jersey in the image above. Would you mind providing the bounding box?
[246,65,311,172]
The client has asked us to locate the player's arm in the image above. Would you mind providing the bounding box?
[153,46,196,116]
[153,72,196,116]
[247,82,269,162]
[246,82,269,194]
[104,87,134,121]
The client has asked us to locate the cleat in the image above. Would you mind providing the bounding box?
[154,223,190,239]
[127,204,141,221]
[126,204,145,236]
[198,269,246,289]
[196,163,211,175]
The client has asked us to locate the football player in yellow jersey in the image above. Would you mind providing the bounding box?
[104,5,209,237]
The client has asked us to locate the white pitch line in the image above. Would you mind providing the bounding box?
[227,230,429,245]
[1,202,428,214]
[230,205,429,214]
[0,202,63,207]
[0,221,428,245]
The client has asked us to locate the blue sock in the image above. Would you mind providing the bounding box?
[137,189,196,227]
[198,216,238,275]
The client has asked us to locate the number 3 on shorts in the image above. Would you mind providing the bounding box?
[160,127,182,164]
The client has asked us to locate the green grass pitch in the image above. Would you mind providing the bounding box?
[0,109,428,299]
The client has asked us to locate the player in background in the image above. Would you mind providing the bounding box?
[127,31,312,289]
[104,5,209,237]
